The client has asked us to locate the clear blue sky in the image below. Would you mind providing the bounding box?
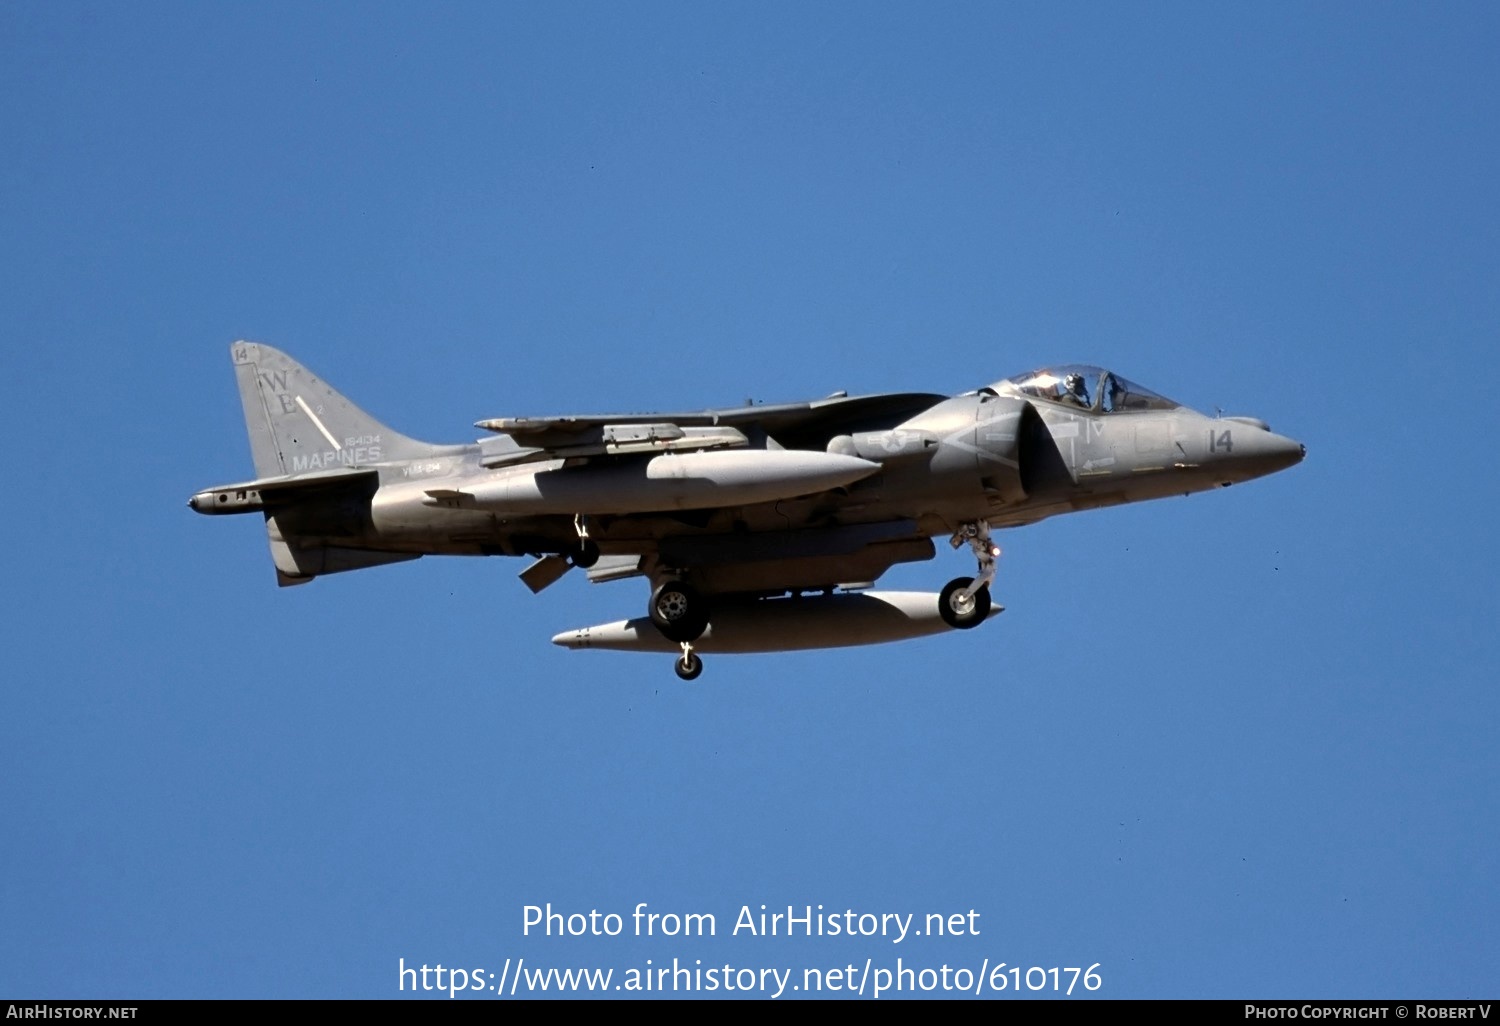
[2,1,1496,1000]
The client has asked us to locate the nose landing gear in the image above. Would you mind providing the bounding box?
[942,520,999,629]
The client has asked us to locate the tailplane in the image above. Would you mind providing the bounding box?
[231,341,442,477]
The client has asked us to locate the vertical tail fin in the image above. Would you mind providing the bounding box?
[231,342,442,477]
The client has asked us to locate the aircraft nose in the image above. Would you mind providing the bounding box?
[1271,432,1305,469]
[1235,427,1305,478]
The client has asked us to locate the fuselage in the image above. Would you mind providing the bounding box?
[191,347,1305,673]
[197,363,1302,598]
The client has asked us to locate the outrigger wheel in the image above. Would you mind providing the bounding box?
[939,576,991,629]
[568,539,600,569]
[650,578,709,642]
[568,513,600,568]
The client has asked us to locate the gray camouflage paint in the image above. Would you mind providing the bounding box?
[191,343,1303,672]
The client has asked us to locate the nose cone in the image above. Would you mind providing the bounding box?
[1229,426,1305,481]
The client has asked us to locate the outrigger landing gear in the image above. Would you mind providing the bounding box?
[674,642,703,681]
[941,520,1000,629]
[568,513,600,569]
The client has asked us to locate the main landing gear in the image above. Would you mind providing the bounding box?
[645,519,1000,678]
[674,643,703,681]
[651,577,711,681]
[650,578,709,641]
[941,520,999,629]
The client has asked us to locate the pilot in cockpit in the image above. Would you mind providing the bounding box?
[1063,372,1092,408]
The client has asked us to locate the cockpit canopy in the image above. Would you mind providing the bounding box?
[991,364,1179,413]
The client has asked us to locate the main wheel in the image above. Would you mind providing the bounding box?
[650,579,709,642]
[939,576,991,629]
[674,651,703,681]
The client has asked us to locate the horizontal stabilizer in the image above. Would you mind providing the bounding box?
[189,467,378,515]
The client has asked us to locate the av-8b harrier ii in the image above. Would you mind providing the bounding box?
[191,344,1304,679]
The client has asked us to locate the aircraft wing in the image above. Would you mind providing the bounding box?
[474,391,946,467]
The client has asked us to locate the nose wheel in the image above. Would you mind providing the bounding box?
[939,576,992,628]
[942,519,1000,629]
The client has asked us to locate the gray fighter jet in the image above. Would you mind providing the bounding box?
[191,344,1304,679]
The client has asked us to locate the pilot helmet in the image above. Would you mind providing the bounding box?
[1065,373,1085,392]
